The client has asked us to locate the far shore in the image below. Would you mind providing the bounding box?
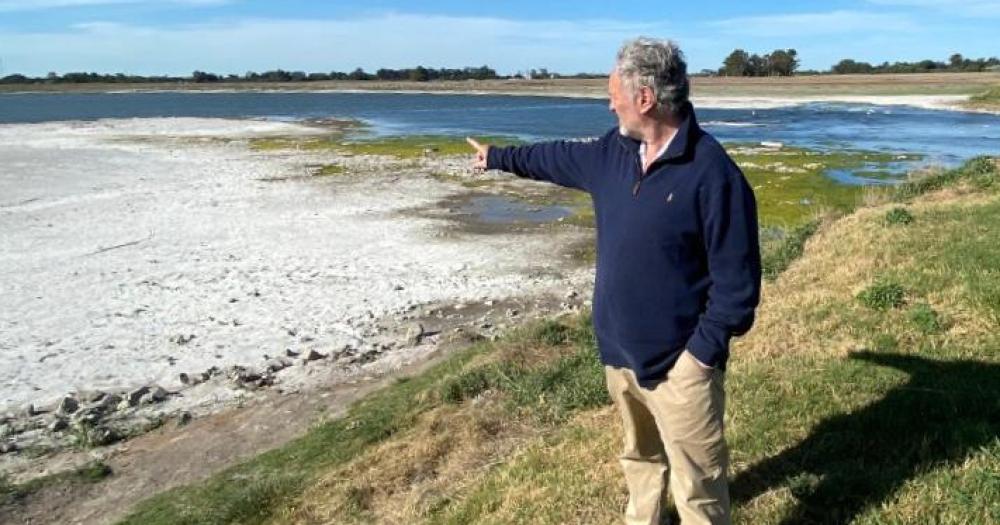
[3,72,999,114]
[3,72,998,96]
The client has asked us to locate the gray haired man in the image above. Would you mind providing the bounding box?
[468,38,761,525]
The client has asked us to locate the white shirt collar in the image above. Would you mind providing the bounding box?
[638,137,672,166]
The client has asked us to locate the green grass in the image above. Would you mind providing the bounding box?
[761,220,821,280]
[858,279,906,310]
[116,344,487,524]
[885,207,915,225]
[967,85,1000,110]
[437,319,607,424]
[908,303,944,335]
[894,156,997,200]
[1,460,112,507]
[117,318,599,525]
[428,158,1000,524]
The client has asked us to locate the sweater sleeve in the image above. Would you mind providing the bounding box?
[486,137,604,192]
[686,161,762,368]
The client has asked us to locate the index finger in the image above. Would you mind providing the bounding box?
[465,136,484,151]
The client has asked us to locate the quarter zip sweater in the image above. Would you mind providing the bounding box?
[487,103,761,387]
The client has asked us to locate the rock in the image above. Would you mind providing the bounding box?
[169,333,196,345]
[177,412,193,426]
[74,394,121,422]
[0,424,11,438]
[124,386,150,408]
[57,396,79,416]
[285,348,300,358]
[0,441,18,454]
[22,404,37,418]
[405,322,425,346]
[303,349,326,362]
[140,386,168,405]
[99,393,123,409]
[48,417,69,432]
[201,366,221,381]
[565,289,579,300]
[266,357,293,373]
[82,390,107,403]
[505,308,519,318]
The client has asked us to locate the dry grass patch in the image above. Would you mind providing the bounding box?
[429,407,625,525]
[283,401,538,524]
[739,182,1000,361]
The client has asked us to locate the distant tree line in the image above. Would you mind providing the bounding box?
[719,49,800,77]
[0,65,501,85]
[711,49,1000,77]
[831,54,1000,74]
[6,53,1000,85]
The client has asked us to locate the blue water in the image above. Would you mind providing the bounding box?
[2,91,999,170]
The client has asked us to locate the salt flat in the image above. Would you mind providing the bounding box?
[0,118,590,413]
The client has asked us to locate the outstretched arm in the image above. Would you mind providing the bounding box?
[466,135,604,192]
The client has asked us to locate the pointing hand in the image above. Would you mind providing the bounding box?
[466,137,489,172]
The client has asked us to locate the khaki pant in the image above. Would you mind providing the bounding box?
[605,350,730,525]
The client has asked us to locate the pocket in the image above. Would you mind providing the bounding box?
[681,349,715,379]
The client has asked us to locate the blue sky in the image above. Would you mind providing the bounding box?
[1,0,998,76]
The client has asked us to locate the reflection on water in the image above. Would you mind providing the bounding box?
[823,160,916,186]
[459,196,572,224]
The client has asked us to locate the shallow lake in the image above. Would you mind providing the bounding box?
[2,91,998,170]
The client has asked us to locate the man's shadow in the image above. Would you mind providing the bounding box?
[729,351,999,524]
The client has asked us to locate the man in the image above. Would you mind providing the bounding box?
[466,37,760,524]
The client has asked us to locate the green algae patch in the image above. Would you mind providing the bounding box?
[250,132,521,159]
[726,144,920,227]
[339,135,521,159]
[313,164,346,176]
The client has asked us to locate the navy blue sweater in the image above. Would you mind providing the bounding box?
[487,104,761,387]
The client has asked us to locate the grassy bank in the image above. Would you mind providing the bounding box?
[96,156,999,524]
[966,85,1000,112]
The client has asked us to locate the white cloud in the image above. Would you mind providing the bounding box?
[0,0,227,12]
[0,13,691,76]
[866,0,1000,16]
[710,10,918,37]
